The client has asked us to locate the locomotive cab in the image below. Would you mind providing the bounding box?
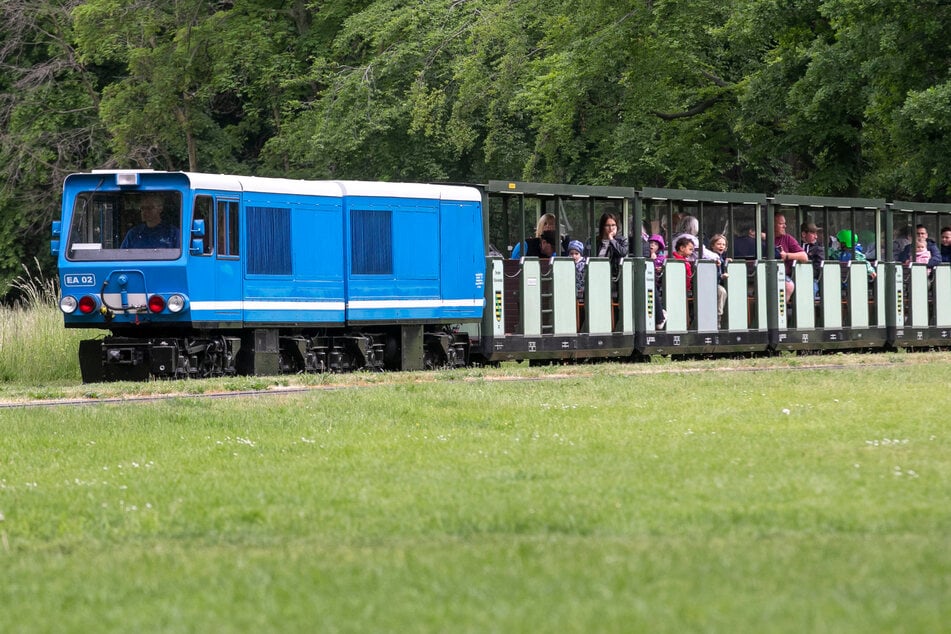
[55,173,189,328]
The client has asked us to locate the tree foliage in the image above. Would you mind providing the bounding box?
[0,0,108,290]
[1,0,950,294]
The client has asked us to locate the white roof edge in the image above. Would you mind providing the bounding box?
[333,180,481,202]
[185,173,344,197]
[75,170,481,202]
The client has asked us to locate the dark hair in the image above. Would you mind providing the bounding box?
[539,230,557,247]
[675,236,693,251]
[941,226,951,234]
[598,212,619,239]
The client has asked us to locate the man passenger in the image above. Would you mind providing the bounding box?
[898,224,940,267]
[774,214,808,301]
[940,226,951,263]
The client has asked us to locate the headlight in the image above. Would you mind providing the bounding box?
[167,294,186,313]
[60,296,78,314]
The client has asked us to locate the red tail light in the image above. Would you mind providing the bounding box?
[148,294,166,313]
[78,295,98,314]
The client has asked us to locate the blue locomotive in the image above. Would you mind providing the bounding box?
[53,172,951,382]
[52,170,485,381]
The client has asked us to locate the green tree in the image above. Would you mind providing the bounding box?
[0,0,109,295]
[72,0,232,170]
[732,0,951,199]
[71,0,311,173]
[262,0,496,180]
[845,0,951,199]
[531,0,746,188]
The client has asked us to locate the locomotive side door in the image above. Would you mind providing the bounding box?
[188,194,243,327]
[215,198,242,325]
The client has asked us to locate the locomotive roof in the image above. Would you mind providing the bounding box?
[82,170,481,202]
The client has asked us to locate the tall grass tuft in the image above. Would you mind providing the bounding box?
[0,259,91,382]
[9,257,60,308]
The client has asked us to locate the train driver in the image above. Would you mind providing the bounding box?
[120,195,180,249]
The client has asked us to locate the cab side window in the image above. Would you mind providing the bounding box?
[217,200,240,257]
[193,195,214,255]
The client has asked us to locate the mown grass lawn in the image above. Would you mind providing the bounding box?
[1,361,949,633]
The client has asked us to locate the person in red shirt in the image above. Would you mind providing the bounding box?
[774,213,808,302]
[670,236,695,293]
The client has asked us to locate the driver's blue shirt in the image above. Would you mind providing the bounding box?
[120,223,180,249]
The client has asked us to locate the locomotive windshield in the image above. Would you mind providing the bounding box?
[66,191,183,261]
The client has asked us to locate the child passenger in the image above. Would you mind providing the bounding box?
[915,236,931,265]
[567,239,586,299]
[648,234,667,329]
[648,234,666,276]
[708,233,730,326]
[913,236,937,275]
[671,236,695,293]
[708,234,730,279]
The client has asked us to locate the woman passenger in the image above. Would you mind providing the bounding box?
[511,213,557,259]
[586,212,628,272]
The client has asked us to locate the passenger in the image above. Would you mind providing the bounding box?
[671,215,718,262]
[648,234,666,276]
[893,225,913,262]
[800,222,825,297]
[567,239,586,299]
[898,224,941,267]
[648,234,667,326]
[733,225,759,260]
[939,226,951,263]
[709,234,730,275]
[586,212,628,274]
[832,230,876,281]
[908,236,937,280]
[120,196,179,249]
[914,236,933,267]
[708,233,729,325]
[858,230,877,261]
[774,213,808,302]
[910,235,938,275]
[671,215,699,260]
[827,229,841,258]
[538,230,558,263]
[670,235,695,293]
[511,212,556,259]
